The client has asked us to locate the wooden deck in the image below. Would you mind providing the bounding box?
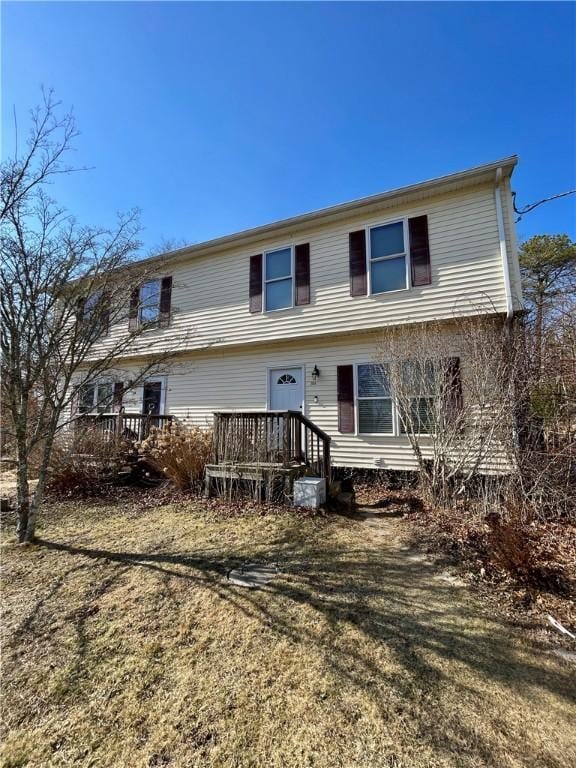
[74,411,173,443]
[206,411,331,500]
[74,409,331,499]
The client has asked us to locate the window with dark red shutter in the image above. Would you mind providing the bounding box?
[249,254,263,313]
[409,215,432,287]
[295,243,310,306]
[349,230,367,296]
[113,382,124,412]
[337,365,355,433]
[159,276,172,327]
[128,287,139,330]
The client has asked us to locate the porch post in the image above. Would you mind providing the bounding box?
[283,412,290,467]
[115,407,124,443]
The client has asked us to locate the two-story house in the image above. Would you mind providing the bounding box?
[77,157,522,472]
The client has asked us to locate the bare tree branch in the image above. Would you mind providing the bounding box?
[1,91,187,543]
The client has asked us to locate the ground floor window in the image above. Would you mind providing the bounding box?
[355,362,435,435]
[78,382,113,414]
[356,363,394,434]
[77,378,166,415]
[398,360,435,435]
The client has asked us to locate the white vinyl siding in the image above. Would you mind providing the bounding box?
[72,320,514,472]
[94,182,516,360]
[99,324,509,472]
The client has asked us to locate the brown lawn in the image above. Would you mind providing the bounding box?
[1,499,574,768]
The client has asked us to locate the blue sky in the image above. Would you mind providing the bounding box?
[2,1,575,251]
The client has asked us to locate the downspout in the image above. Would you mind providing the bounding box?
[495,168,520,470]
[494,167,514,320]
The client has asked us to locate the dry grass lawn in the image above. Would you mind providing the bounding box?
[1,499,575,768]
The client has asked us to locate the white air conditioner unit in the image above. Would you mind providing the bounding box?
[293,477,326,509]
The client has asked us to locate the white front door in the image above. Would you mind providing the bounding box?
[268,367,304,412]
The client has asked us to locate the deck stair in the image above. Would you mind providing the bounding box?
[205,411,331,500]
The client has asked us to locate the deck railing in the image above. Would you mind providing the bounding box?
[75,411,173,444]
[213,411,331,480]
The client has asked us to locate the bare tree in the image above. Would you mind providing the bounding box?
[376,313,575,519]
[1,93,180,543]
[376,316,517,505]
[146,237,189,258]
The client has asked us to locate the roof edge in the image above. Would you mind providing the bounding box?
[140,155,518,270]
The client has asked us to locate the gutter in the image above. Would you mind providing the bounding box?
[494,167,514,320]
[124,156,518,274]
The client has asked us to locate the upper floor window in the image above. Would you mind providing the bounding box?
[129,276,172,331]
[81,289,110,335]
[83,290,102,319]
[139,279,161,324]
[368,220,408,294]
[265,247,293,311]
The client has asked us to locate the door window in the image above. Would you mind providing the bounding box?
[142,381,163,415]
[269,367,303,411]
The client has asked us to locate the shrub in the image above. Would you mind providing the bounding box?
[486,504,572,595]
[137,422,212,491]
[46,428,129,497]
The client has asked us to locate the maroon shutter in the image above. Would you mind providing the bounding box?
[100,291,110,334]
[337,365,355,433]
[249,254,263,313]
[409,215,432,287]
[128,287,139,330]
[295,243,311,306]
[113,382,124,412]
[349,230,367,296]
[70,385,80,416]
[159,276,172,327]
[76,296,86,322]
[442,357,463,422]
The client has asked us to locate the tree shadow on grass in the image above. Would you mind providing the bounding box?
[16,528,576,767]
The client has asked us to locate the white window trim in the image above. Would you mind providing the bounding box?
[354,362,436,437]
[263,245,295,313]
[354,363,396,436]
[138,278,162,325]
[79,381,114,414]
[366,217,410,296]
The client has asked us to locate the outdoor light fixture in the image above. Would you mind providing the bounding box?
[311,365,320,385]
